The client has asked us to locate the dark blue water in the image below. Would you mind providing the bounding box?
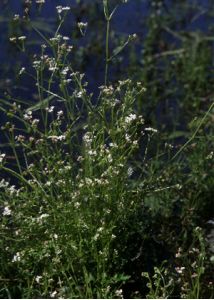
[0,0,213,122]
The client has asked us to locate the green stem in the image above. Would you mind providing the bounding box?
[171,101,214,161]
[2,166,31,187]
[105,18,110,86]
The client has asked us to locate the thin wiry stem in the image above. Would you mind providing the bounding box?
[171,101,214,161]
[105,18,110,86]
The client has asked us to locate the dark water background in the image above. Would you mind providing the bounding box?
[0,0,213,126]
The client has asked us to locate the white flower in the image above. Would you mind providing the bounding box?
[74,202,80,209]
[56,6,70,14]
[49,66,58,72]
[9,37,17,42]
[48,135,66,142]
[76,91,83,98]
[12,252,21,262]
[144,127,158,133]
[77,22,88,28]
[127,167,133,177]
[18,36,26,41]
[125,133,131,142]
[77,22,88,36]
[83,132,93,146]
[23,111,32,121]
[115,289,123,298]
[61,67,69,76]
[50,290,58,298]
[109,142,118,148]
[46,106,55,113]
[0,153,6,163]
[62,36,70,41]
[38,213,49,220]
[0,179,9,188]
[13,14,20,20]
[8,185,18,196]
[93,233,100,241]
[3,206,12,216]
[175,266,185,274]
[107,153,113,163]
[124,113,137,124]
[19,67,25,75]
[88,150,97,156]
[97,227,104,233]
[57,110,64,117]
[35,275,42,284]
[32,119,39,126]
[33,60,41,68]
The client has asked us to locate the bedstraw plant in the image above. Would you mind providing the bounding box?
[0,0,214,298]
[0,1,158,298]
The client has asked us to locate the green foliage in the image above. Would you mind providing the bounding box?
[0,0,214,298]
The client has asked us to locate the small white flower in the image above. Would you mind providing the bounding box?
[107,153,113,163]
[0,153,6,163]
[76,91,83,98]
[115,289,123,298]
[74,202,80,209]
[127,167,133,177]
[61,67,69,76]
[125,133,131,142]
[13,14,20,20]
[77,22,88,35]
[33,60,41,68]
[0,179,9,188]
[50,290,58,298]
[62,36,70,41]
[175,266,185,274]
[83,132,93,146]
[109,142,118,148]
[18,36,26,41]
[93,233,100,241]
[53,234,58,240]
[9,37,17,42]
[3,206,12,216]
[77,22,88,28]
[97,227,104,233]
[45,106,55,113]
[56,6,70,14]
[32,119,39,126]
[35,275,42,284]
[125,113,137,124]
[19,67,25,75]
[23,111,32,121]
[49,66,58,72]
[12,252,21,262]
[48,135,66,142]
[38,213,49,220]
[88,150,97,156]
[144,127,158,133]
[57,110,64,117]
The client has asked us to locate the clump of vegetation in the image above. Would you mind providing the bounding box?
[0,0,213,298]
